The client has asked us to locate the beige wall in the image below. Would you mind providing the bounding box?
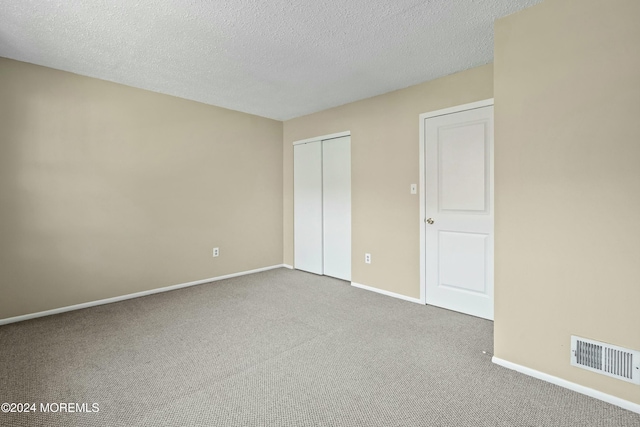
[6,0,638,404]
[494,0,640,403]
[0,58,283,320]
[283,65,493,298]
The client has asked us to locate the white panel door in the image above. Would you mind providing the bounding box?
[322,136,351,281]
[425,106,494,320]
[294,141,323,275]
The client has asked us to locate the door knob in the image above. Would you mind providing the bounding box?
[426,218,434,225]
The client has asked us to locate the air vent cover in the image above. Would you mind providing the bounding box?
[571,336,640,384]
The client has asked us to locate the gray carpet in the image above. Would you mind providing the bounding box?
[0,268,638,427]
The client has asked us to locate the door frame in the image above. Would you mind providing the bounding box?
[292,131,351,146]
[418,99,494,305]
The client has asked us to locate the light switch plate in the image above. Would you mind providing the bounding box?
[410,184,417,194]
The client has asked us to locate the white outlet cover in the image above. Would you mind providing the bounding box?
[410,184,417,194]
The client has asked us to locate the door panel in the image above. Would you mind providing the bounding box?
[438,231,488,293]
[294,141,323,275]
[425,106,494,320]
[322,136,351,281]
[439,122,488,212]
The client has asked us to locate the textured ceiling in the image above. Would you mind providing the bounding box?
[0,0,541,120]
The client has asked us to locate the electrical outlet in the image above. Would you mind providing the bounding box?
[365,253,371,264]
[213,247,219,257]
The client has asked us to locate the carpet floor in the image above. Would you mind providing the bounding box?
[0,268,638,426]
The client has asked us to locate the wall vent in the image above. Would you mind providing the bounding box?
[571,336,640,384]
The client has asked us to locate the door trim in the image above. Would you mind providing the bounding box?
[418,99,494,305]
[292,131,350,146]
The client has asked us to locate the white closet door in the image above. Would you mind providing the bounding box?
[322,136,351,281]
[294,141,323,275]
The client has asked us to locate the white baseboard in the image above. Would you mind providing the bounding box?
[0,264,287,326]
[283,264,294,269]
[351,281,422,304]
[492,357,640,414]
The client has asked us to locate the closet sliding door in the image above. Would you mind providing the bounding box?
[322,136,351,281]
[293,134,351,281]
[293,141,323,275]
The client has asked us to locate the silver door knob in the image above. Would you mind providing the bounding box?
[426,218,434,225]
